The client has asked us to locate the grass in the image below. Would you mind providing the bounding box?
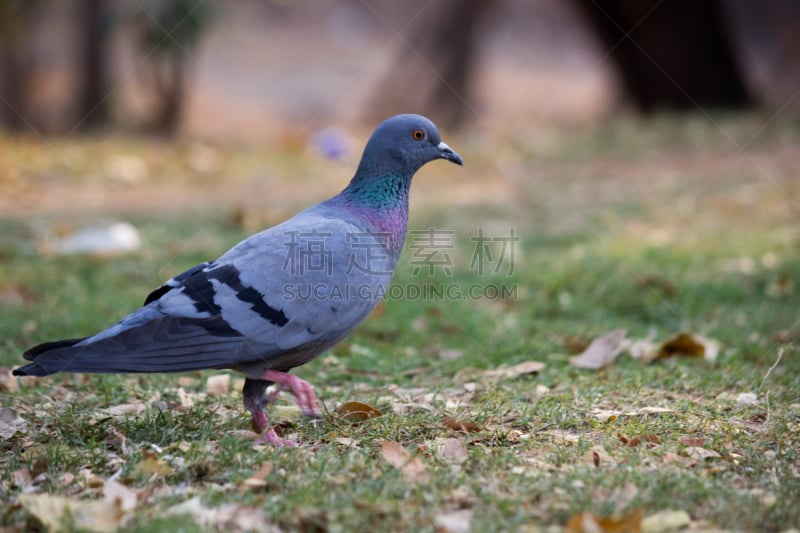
[1,113,799,531]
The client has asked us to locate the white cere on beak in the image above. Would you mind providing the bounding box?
[437,141,452,151]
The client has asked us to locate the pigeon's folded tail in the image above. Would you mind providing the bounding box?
[13,338,89,376]
[12,315,262,376]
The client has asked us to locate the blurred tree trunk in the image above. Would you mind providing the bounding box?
[78,0,110,130]
[134,0,210,135]
[0,1,43,131]
[367,0,492,130]
[151,50,187,135]
[722,0,800,113]
[573,0,751,111]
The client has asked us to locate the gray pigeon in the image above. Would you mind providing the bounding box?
[14,114,462,446]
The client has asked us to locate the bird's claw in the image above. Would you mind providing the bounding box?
[262,370,321,419]
[254,426,296,447]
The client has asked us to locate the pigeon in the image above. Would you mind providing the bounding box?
[13,114,463,446]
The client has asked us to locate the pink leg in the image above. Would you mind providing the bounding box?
[243,391,295,447]
[261,370,321,419]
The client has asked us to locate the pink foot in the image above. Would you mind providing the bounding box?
[255,426,296,447]
[261,370,321,418]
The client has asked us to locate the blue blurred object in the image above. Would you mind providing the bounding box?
[312,127,350,161]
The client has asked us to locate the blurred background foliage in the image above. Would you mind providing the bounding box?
[0,0,798,139]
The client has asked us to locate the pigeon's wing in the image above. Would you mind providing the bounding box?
[143,261,213,305]
[15,209,389,376]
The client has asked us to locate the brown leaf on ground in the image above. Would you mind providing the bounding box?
[584,446,616,467]
[563,335,591,354]
[0,368,19,392]
[442,416,482,433]
[11,468,32,489]
[97,400,145,418]
[683,446,720,461]
[19,479,137,533]
[635,275,677,299]
[626,334,660,364]
[164,497,272,531]
[176,376,200,388]
[679,437,707,447]
[641,510,691,532]
[565,508,643,533]
[437,438,469,464]
[177,387,194,408]
[133,452,172,478]
[483,360,546,379]
[657,332,719,362]
[433,509,473,533]
[569,330,627,370]
[0,407,27,439]
[618,433,661,447]
[206,374,231,396]
[239,462,274,491]
[583,446,617,468]
[381,440,427,482]
[336,401,383,423]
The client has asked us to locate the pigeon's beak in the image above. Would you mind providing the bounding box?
[437,141,463,166]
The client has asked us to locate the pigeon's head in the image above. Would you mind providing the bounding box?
[360,114,463,175]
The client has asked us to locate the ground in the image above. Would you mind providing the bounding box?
[0,114,798,531]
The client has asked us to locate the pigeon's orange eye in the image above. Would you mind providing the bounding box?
[411,129,425,141]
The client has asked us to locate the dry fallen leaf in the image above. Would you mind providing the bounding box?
[381,440,427,482]
[570,329,627,370]
[618,433,661,448]
[437,438,469,464]
[483,360,546,379]
[79,468,105,489]
[336,401,383,423]
[736,392,759,406]
[133,452,172,478]
[0,367,19,392]
[206,374,231,396]
[176,376,200,388]
[591,409,621,423]
[584,446,616,467]
[442,416,482,433]
[565,508,643,533]
[679,437,706,447]
[439,348,464,361]
[626,333,660,364]
[0,407,27,439]
[177,387,194,408]
[433,509,473,533]
[164,497,271,531]
[97,401,145,418]
[683,446,720,461]
[11,467,32,489]
[239,462,274,491]
[104,479,137,514]
[641,509,691,533]
[562,335,591,354]
[657,332,719,362]
[19,478,137,533]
